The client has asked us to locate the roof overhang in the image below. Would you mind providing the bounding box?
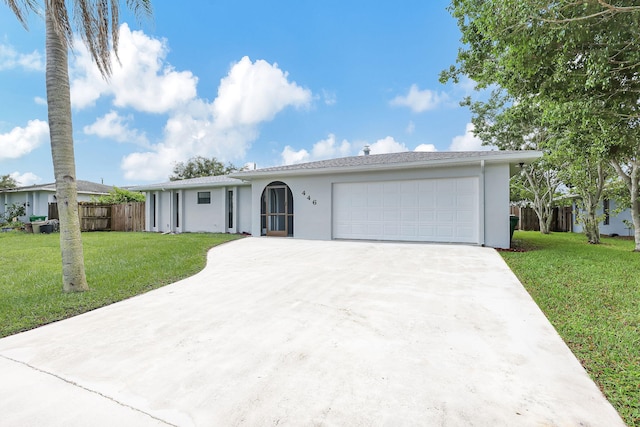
[131,179,250,192]
[231,151,542,180]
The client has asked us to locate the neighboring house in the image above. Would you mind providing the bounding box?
[0,180,113,222]
[134,151,541,248]
[573,198,634,237]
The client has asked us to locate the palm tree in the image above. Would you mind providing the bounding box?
[4,0,152,292]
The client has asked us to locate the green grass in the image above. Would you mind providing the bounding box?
[502,231,640,426]
[0,231,243,338]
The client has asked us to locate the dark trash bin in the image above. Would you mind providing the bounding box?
[40,224,54,234]
[509,215,519,240]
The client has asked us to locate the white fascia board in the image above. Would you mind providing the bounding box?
[133,181,250,192]
[233,151,543,180]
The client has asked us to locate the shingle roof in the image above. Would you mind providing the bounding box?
[130,175,248,191]
[0,180,113,194]
[231,150,541,178]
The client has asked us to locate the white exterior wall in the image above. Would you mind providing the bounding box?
[144,185,251,234]
[249,162,513,248]
[183,188,225,232]
[160,191,174,232]
[237,186,252,235]
[483,163,511,248]
[573,199,634,237]
[2,191,52,220]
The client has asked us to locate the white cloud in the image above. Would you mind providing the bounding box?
[10,171,41,186]
[281,146,310,165]
[365,136,408,155]
[282,135,410,162]
[0,120,49,160]
[0,43,44,72]
[281,134,351,165]
[34,96,47,106]
[83,111,149,146]
[121,57,313,181]
[213,56,311,128]
[311,134,351,159]
[414,143,437,152]
[65,24,314,181]
[390,84,448,113]
[70,23,198,112]
[449,123,497,151]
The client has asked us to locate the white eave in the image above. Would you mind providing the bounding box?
[130,176,250,192]
[231,151,542,180]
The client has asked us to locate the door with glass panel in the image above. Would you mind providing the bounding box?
[261,182,293,236]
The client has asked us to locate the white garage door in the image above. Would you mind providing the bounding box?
[332,177,479,243]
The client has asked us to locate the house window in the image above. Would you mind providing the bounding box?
[152,194,156,227]
[228,190,233,229]
[197,191,211,204]
[175,192,180,228]
[603,198,610,225]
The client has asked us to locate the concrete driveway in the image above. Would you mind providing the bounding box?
[0,238,624,426]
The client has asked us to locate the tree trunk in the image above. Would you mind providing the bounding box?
[579,197,601,244]
[46,6,89,292]
[535,205,549,234]
[583,214,601,244]
[521,164,557,235]
[631,167,640,252]
[611,158,640,252]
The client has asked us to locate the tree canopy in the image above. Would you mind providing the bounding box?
[0,174,17,189]
[170,156,242,181]
[443,0,640,250]
[91,187,145,204]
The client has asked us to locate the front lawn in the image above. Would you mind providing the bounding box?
[0,231,243,338]
[502,231,640,426]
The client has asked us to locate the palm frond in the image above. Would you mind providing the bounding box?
[42,0,153,79]
[3,0,40,28]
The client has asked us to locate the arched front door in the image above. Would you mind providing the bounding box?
[261,182,293,237]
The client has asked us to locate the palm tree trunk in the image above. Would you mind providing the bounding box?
[45,5,89,292]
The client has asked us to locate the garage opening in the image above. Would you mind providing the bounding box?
[261,182,293,237]
[332,177,479,243]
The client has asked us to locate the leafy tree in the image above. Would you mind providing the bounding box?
[544,102,615,244]
[4,0,152,291]
[0,174,17,189]
[91,187,145,204]
[443,0,640,250]
[0,202,26,225]
[464,92,562,234]
[170,156,242,181]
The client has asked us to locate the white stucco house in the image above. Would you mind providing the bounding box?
[133,151,541,248]
[573,198,635,237]
[0,180,113,222]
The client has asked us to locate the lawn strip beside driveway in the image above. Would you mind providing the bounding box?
[0,238,625,426]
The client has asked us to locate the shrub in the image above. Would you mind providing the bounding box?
[91,187,145,204]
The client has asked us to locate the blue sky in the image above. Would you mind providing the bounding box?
[0,1,487,187]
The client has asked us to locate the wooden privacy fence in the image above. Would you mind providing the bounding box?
[510,205,573,232]
[111,202,145,232]
[48,202,145,232]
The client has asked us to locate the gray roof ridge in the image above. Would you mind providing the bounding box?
[232,149,537,176]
